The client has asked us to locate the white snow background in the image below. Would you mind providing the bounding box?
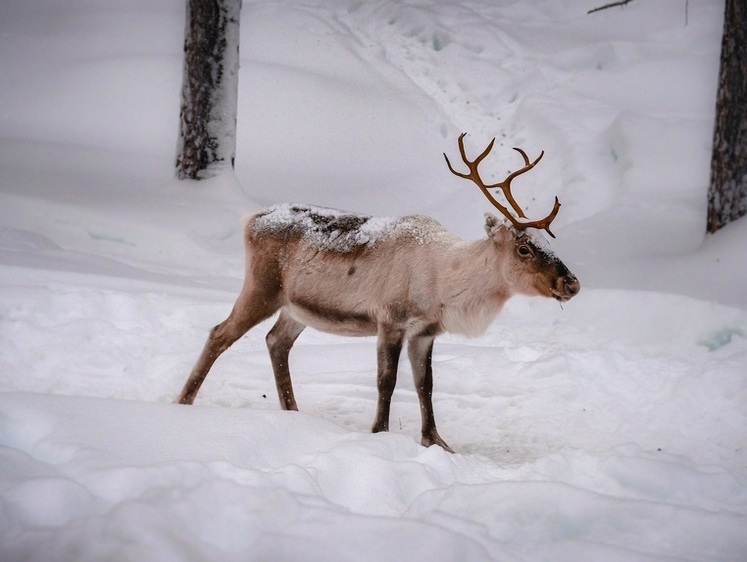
[1,1,746,560]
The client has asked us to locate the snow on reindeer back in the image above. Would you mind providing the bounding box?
[252,203,406,253]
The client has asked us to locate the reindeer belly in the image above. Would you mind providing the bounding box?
[285,299,377,336]
[278,235,414,337]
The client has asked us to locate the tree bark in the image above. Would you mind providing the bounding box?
[176,0,241,180]
[707,0,747,233]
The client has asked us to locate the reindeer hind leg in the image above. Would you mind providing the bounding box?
[177,289,280,405]
[265,309,306,411]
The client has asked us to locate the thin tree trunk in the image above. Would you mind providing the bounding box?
[707,0,747,233]
[176,0,241,180]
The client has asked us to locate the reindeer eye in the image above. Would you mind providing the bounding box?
[517,245,533,258]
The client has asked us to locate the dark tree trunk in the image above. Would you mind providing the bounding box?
[176,0,241,180]
[707,0,747,233]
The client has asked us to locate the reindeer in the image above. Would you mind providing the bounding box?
[176,134,580,452]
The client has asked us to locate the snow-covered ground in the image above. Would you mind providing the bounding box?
[1,1,745,560]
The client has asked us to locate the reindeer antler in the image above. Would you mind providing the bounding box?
[443,132,561,238]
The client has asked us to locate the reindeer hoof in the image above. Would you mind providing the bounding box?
[421,434,454,454]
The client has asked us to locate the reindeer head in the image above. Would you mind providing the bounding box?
[484,214,579,301]
[445,133,580,302]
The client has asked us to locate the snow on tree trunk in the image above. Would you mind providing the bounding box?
[176,0,241,180]
[707,0,747,233]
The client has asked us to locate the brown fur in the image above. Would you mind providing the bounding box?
[176,204,580,452]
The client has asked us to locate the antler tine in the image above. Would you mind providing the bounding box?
[443,133,561,238]
[443,135,530,231]
[461,132,495,170]
[444,133,490,180]
[484,147,545,218]
[529,196,561,239]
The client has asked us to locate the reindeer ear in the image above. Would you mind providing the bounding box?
[484,213,500,237]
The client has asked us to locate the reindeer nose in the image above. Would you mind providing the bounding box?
[564,275,580,297]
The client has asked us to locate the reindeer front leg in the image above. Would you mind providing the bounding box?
[371,325,405,434]
[408,330,453,453]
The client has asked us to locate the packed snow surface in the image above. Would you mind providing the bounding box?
[1,1,745,561]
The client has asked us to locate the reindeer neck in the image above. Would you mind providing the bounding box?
[437,237,511,337]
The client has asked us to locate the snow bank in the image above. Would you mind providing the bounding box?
[2,391,745,561]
